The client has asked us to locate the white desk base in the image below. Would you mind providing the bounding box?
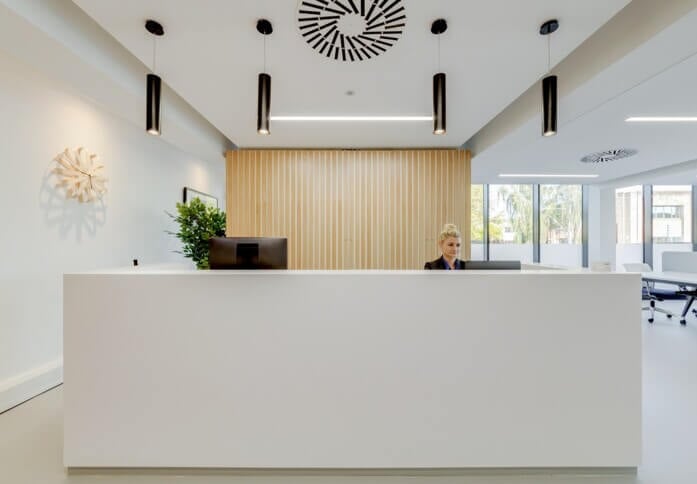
[64,270,641,469]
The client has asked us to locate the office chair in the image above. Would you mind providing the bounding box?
[675,289,697,326]
[623,263,676,323]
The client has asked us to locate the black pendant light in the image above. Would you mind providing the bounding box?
[431,19,447,135]
[145,20,164,136]
[540,19,559,137]
[257,19,273,135]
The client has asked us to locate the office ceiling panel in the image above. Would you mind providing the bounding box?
[470,6,697,185]
[72,0,629,148]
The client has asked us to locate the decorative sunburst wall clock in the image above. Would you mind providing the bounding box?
[298,0,406,61]
[53,147,108,203]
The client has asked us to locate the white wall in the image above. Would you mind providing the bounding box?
[0,47,225,412]
[0,0,234,163]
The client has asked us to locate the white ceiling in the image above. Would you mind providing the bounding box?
[470,5,697,185]
[72,0,629,148]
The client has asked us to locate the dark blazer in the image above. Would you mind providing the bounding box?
[424,256,465,270]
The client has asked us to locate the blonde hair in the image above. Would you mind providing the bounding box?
[438,223,461,243]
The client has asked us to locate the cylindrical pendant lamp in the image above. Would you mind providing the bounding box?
[257,73,271,135]
[256,19,273,135]
[146,73,162,135]
[145,20,164,136]
[540,19,559,137]
[433,72,446,135]
[542,74,557,137]
[431,19,448,135]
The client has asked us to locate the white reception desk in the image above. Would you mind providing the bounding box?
[63,269,641,469]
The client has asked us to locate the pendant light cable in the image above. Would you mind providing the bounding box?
[152,36,157,73]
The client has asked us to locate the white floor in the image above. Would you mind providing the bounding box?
[1,301,697,484]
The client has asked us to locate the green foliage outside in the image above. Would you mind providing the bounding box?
[167,198,226,269]
[471,185,484,241]
[495,184,534,243]
[472,184,582,244]
[471,184,503,242]
[540,185,582,244]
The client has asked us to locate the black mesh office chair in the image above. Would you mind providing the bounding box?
[624,263,677,323]
[675,289,697,326]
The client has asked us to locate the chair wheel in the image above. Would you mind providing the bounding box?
[667,314,673,318]
[648,318,654,323]
[680,319,687,326]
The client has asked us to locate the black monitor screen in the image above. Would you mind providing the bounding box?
[463,260,521,270]
[236,243,259,267]
[208,237,287,269]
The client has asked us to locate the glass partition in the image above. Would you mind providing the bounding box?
[652,185,692,271]
[489,184,533,263]
[540,185,582,267]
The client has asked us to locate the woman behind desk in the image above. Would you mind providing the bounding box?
[424,224,465,270]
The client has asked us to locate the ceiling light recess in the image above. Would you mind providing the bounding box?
[626,117,697,122]
[270,115,432,122]
[498,174,599,178]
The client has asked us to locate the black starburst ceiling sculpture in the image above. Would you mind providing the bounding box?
[298,0,406,62]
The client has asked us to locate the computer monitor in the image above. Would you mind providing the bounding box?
[463,260,521,270]
[208,237,288,269]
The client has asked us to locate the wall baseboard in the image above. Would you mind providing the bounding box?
[0,359,63,413]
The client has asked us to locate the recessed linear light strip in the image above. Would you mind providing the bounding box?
[626,116,697,122]
[270,116,433,121]
[499,174,599,178]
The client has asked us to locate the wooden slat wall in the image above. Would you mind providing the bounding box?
[226,149,471,270]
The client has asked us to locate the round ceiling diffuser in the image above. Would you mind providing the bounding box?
[298,0,406,62]
[580,149,638,164]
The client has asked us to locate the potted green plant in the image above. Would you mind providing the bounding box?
[167,198,226,269]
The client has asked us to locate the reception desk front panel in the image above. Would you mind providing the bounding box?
[64,270,641,469]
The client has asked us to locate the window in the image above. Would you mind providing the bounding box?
[489,184,533,263]
[616,186,643,244]
[540,185,582,267]
[652,186,691,270]
[470,185,484,260]
[615,186,643,271]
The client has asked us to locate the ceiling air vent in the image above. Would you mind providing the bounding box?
[580,149,638,164]
[298,0,406,62]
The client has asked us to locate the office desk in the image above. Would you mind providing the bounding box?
[642,271,697,325]
[64,270,641,470]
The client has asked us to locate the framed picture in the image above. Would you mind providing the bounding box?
[183,187,218,208]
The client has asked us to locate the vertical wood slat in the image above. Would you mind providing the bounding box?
[226,149,471,270]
